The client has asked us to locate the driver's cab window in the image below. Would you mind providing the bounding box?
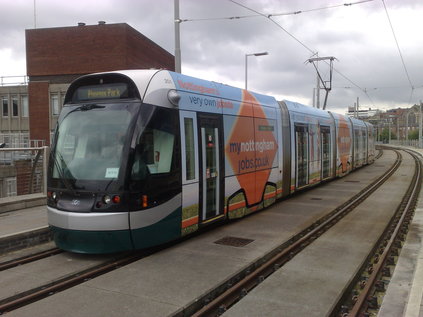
[131,106,177,181]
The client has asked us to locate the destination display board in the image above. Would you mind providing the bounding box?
[73,83,129,101]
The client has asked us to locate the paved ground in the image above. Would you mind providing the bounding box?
[3,151,394,317]
[378,146,423,317]
[225,150,413,316]
[4,147,423,317]
[0,204,47,239]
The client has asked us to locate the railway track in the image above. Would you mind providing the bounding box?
[0,252,146,314]
[1,148,416,316]
[0,248,63,272]
[0,248,152,314]
[181,148,418,317]
[332,147,422,317]
[0,229,189,315]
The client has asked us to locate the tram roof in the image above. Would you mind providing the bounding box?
[283,100,332,119]
[83,69,280,109]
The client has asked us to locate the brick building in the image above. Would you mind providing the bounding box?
[0,22,174,197]
[26,22,175,145]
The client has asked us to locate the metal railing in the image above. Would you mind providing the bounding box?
[377,139,422,148]
[389,139,422,148]
[0,134,45,149]
[0,147,49,198]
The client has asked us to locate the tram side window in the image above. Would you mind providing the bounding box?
[131,108,177,180]
[295,124,308,187]
[354,129,359,161]
[321,126,330,179]
[184,118,195,181]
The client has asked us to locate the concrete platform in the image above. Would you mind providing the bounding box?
[3,147,423,317]
[0,203,49,254]
[4,151,396,317]
[0,204,47,239]
[0,193,45,214]
[377,146,423,317]
[225,149,414,317]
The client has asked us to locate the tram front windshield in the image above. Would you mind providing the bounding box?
[51,103,137,190]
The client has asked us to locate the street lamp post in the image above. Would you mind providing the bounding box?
[174,0,181,73]
[406,110,412,142]
[388,115,395,144]
[419,102,423,148]
[245,52,268,90]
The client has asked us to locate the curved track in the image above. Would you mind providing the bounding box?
[189,149,404,317]
[1,148,419,316]
[332,147,422,317]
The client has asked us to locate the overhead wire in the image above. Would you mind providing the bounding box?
[381,0,416,108]
[180,0,420,107]
[268,0,375,17]
[228,0,316,54]
[177,14,259,23]
[179,0,375,22]
[337,84,423,90]
[228,0,375,107]
[381,0,414,90]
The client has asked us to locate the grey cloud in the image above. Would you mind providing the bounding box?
[0,0,422,111]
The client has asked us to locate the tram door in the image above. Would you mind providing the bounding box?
[199,115,223,222]
[295,124,309,188]
[321,126,331,179]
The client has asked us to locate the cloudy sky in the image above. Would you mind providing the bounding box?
[1,0,422,113]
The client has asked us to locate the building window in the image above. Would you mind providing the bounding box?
[2,96,8,117]
[22,135,29,147]
[21,95,28,117]
[12,96,18,117]
[2,135,10,147]
[6,177,17,197]
[51,94,59,116]
[61,92,66,105]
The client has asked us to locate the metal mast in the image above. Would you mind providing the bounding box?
[307,56,336,110]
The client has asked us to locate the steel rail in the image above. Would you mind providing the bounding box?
[342,148,422,316]
[0,252,145,314]
[189,150,401,317]
[0,248,63,272]
[375,147,383,160]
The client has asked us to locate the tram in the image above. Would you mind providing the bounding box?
[47,69,375,253]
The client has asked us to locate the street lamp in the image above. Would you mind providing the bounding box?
[245,52,268,90]
[419,102,422,148]
[388,115,395,144]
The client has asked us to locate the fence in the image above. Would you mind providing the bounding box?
[387,139,422,148]
[0,133,45,148]
[0,147,49,198]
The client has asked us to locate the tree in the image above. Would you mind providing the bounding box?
[408,129,419,140]
[378,128,396,142]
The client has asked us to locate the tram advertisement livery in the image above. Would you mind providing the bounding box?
[47,69,375,254]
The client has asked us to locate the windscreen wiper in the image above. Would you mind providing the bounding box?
[59,104,105,124]
[79,104,105,111]
[52,152,77,196]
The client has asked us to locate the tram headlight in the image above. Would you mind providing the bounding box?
[101,194,121,205]
[103,195,111,204]
[167,90,180,107]
[48,191,58,205]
